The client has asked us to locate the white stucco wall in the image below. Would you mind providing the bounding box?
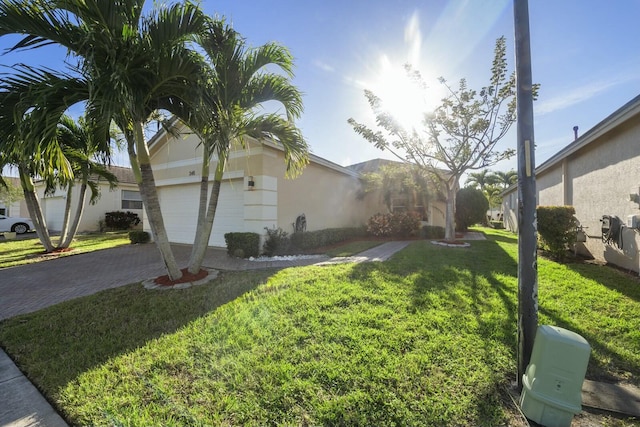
[38,182,142,232]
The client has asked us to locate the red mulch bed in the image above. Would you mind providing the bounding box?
[28,247,75,259]
[154,268,208,287]
[49,247,74,254]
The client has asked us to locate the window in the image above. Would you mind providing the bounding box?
[0,208,5,215]
[121,190,143,210]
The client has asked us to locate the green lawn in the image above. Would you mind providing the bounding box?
[0,232,130,268]
[0,229,638,426]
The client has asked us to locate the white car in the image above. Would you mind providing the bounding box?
[0,214,34,234]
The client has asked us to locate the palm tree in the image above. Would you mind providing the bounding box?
[465,169,497,191]
[54,115,117,248]
[185,22,309,274]
[490,170,517,189]
[484,185,503,210]
[0,66,89,252]
[1,0,211,280]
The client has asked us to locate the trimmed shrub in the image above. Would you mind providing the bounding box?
[224,232,260,258]
[537,206,578,260]
[367,213,393,237]
[389,211,422,237]
[421,225,445,239]
[455,188,489,231]
[367,212,421,238]
[105,211,140,230]
[263,227,291,256]
[128,230,150,244]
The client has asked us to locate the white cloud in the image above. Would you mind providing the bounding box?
[404,11,422,66]
[536,72,639,115]
[313,60,335,73]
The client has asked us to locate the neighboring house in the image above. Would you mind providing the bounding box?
[0,176,28,217]
[37,166,143,233]
[502,94,640,272]
[146,123,445,248]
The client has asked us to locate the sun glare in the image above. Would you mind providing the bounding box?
[370,57,434,132]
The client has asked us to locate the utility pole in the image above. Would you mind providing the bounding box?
[513,0,538,390]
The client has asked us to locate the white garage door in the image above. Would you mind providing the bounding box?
[44,197,66,232]
[159,180,244,247]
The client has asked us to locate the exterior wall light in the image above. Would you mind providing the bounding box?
[248,176,255,190]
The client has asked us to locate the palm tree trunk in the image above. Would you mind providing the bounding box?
[59,181,87,248]
[188,156,225,274]
[18,166,54,252]
[57,182,74,248]
[187,144,212,273]
[130,121,182,281]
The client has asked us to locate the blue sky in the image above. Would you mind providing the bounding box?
[2,0,640,175]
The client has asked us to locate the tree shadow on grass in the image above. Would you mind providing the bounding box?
[346,239,522,421]
[0,268,279,399]
[564,258,640,303]
[482,231,518,245]
[351,236,639,397]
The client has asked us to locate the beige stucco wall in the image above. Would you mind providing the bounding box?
[536,167,564,207]
[148,125,446,247]
[149,128,385,244]
[502,111,640,272]
[568,121,640,271]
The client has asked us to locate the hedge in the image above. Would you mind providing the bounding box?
[421,225,445,239]
[537,206,578,260]
[105,211,141,230]
[224,232,260,258]
[290,227,367,252]
[128,230,150,244]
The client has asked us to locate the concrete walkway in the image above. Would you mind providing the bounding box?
[0,240,412,427]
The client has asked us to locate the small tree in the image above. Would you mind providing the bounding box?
[349,37,530,241]
[0,178,23,212]
[455,187,489,231]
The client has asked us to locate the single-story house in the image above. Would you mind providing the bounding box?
[502,93,640,273]
[146,122,446,248]
[37,166,143,233]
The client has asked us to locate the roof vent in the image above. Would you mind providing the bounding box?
[573,126,579,140]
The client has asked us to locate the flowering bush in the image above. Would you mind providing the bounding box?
[367,211,421,237]
[367,213,393,237]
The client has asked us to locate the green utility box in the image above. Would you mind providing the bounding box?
[520,325,590,427]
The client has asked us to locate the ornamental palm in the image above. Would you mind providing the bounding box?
[185,23,308,274]
[0,66,90,252]
[54,115,118,248]
[1,0,211,280]
[490,170,517,189]
[465,169,498,192]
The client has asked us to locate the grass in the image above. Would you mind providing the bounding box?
[0,232,130,268]
[0,228,638,426]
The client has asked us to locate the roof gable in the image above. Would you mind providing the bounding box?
[147,118,361,179]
